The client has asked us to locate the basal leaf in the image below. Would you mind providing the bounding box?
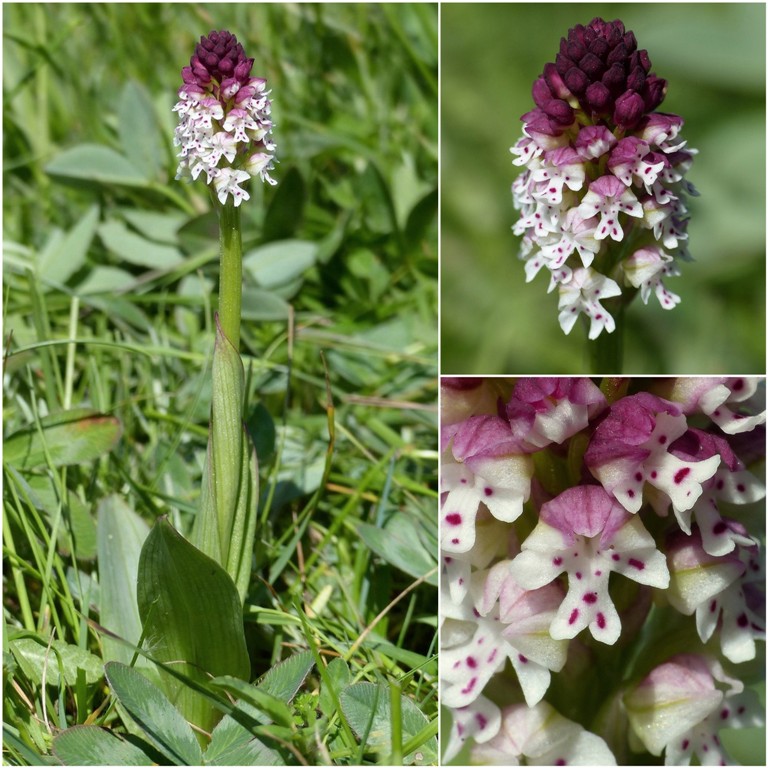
[53,725,156,766]
[105,661,203,766]
[136,517,249,735]
[3,408,122,470]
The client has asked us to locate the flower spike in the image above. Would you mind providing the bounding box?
[174,30,277,206]
[512,18,696,339]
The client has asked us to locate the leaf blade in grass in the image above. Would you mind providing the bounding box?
[37,204,100,286]
[104,661,203,766]
[242,239,318,291]
[357,512,438,585]
[340,682,438,765]
[3,408,122,470]
[136,517,250,735]
[53,725,156,766]
[255,650,315,705]
[45,143,150,188]
[209,677,293,728]
[8,633,103,687]
[118,81,163,180]
[205,714,282,766]
[98,218,185,270]
[97,495,150,667]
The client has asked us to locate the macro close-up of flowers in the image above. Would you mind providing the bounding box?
[440,377,766,765]
[511,16,695,369]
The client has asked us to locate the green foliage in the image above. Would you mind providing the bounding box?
[3,3,437,765]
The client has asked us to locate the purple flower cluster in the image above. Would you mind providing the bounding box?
[173,30,276,206]
[511,18,697,339]
[440,377,765,765]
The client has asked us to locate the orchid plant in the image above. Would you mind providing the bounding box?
[133,29,274,738]
[511,18,697,372]
[440,377,765,765]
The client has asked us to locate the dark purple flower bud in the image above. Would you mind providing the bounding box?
[542,98,575,126]
[585,81,612,112]
[589,37,610,59]
[642,76,667,112]
[627,66,646,92]
[607,43,629,67]
[602,63,626,94]
[555,52,578,77]
[543,63,570,99]
[623,31,637,53]
[614,90,645,129]
[579,52,606,80]
[564,67,589,95]
[638,49,652,72]
[532,76,553,108]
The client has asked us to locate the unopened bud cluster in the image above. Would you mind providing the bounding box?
[511,18,697,339]
[173,30,276,207]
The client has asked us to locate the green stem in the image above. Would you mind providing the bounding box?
[588,302,624,374]
[217,202,243,353]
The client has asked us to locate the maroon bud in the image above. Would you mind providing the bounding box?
[614,90,645,129]
[642,76,667,111]
[627,66,646,92]
[623,31,637,52]
[564,66,589,95]
[589,37,610,59]
[555,52,577,76]
[544,62,570,99]
[602,63,626,93]
[532,76,553,108]
[607,42,629,67]
[585,81,612,112]
[579,52,606,79]
[542,98,575,126]
[567,39,587,61]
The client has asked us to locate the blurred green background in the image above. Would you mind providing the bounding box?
[441,3,765,374]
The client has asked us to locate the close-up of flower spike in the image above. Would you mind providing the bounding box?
[440,377,766,765]
[511,18,697,370]
[173,29,277,206]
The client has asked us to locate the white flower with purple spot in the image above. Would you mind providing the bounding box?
[668,377,767,435]
[576,175,643,242]
[441,415,534,555]
[585,393,721,515]
[441,567,567,712]
[508,485,669,644]
[557,267,622,339]
[623,245,681,310]
[667,529,765,663]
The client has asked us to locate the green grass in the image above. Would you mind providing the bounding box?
[3,3,438,764]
